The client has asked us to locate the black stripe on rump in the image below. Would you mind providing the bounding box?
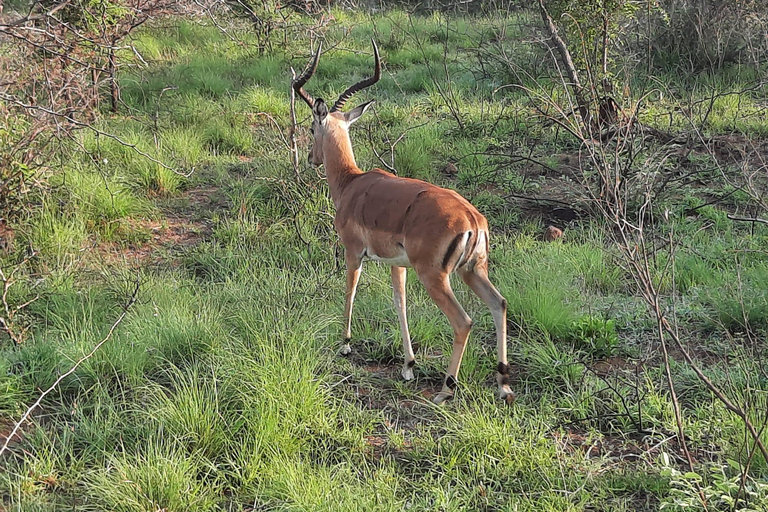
[441,232,464,269]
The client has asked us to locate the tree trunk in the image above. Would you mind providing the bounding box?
[537,0,591,127]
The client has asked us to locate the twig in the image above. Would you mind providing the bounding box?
[0,93,188,176]
[254,112,291,150]
[405,13,464,131]
[659,314,768,463]
[727,215,768,226]
[502,192,575,208]
[0,250,39,346]
[537,0,589,125]
[458,151,560,175]
[0,276,140,457]
[366,116,430,174]
[656,306,696,471]
[288,67,302,182]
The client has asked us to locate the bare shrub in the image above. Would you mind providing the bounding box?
[0,0,180,344]
[498,2,768,503]
[641,0,768,71]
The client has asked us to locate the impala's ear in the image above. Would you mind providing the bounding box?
[344,100,375,126]
[313,99,329,124]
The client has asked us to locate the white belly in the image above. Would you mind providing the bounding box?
[365,249,411,267]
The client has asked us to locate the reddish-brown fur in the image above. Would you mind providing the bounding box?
[334,169,486,270]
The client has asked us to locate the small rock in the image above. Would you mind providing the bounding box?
[543,225,563,242]
[443,162,458,175]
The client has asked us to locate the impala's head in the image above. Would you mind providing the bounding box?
[293,40,381,166]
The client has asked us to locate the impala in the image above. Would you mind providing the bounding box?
[293,40,514,404]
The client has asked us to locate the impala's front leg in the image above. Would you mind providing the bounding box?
[341,255,362,355]
[391,266,415,380]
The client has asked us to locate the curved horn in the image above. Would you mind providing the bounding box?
[292,43,322,108]
[330,39,381,113]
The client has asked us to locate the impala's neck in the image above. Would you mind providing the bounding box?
[323,123,363,205]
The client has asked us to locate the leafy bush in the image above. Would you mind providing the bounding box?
[660,461,768,511]
[568,315,619,359]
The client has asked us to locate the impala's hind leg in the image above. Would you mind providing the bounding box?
[460,262,515,402]
[392,266,415,381]
[341,254,362,355]
[416,268,472,404]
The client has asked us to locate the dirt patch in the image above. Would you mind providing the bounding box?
[0,408,45,453]
[554,422,721,469]
[590,356,632,377]
[553,428,653,462]
[94,184,224,267]
[505,134,768,227]
[514,197,584,225]
[363,430,417,462]
[708,134,768,167]
[416,383,445,403]
[96,215,211,267]
[0,219,15,254]
[503,155,591,225]
[364,434,388,458]
[362,363,399,378]
[0,418,25,449]
[553,428,669,465]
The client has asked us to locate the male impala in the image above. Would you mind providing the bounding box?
[293,40,514,404]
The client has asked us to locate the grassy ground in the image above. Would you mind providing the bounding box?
[2,7,768,511]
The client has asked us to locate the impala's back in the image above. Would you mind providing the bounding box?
[334,168,489,273]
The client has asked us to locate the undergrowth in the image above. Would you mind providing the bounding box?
[1,5,768,511]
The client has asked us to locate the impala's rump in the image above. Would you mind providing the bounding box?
[442,228,487,272]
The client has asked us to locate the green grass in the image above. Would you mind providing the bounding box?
[2,5,768,511]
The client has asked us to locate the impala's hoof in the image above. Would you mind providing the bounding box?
[499,386,517,405]
[340,343,352,355]
[401,366,414,381]
[432,390,454,405]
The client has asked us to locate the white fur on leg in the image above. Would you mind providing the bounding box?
[434,375,456,404]
[401,365,414,381]
[340,343,352,355]
[498,385,516,404]
[432,390,454,404]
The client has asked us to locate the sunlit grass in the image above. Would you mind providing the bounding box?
[2,6,768,512]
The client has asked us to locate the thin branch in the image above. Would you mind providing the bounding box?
[288,67,302,182]
[0,277,140,457]
[0,250,38,346]
[0,93,188,176]
[727,215,768,226]
[537,0,589,124]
